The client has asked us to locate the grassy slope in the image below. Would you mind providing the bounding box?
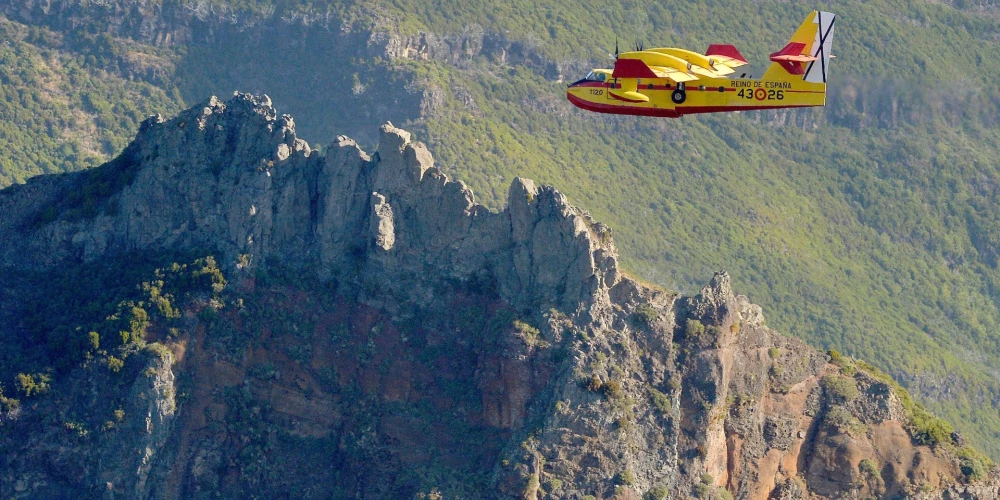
[2,0,1000,456]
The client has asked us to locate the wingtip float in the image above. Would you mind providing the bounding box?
[567,10,835,118]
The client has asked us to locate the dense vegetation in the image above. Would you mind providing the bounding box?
[0,255,519,496]
[3,0,1000,457]
[0,18,181,186]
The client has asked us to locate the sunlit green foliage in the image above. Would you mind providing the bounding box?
[0,255,225,397]
[958,446,993,482]
[15,373,50,397]
[821,375,860,404]
[0,19,180,187]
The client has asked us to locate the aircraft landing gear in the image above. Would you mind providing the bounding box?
[672,83,687,104]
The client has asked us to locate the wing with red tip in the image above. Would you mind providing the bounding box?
[705,44,749,68]
[612,58,659,79]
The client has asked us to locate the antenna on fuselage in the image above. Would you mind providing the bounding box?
[615,37,619,59]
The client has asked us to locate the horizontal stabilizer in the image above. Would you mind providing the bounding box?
[612,58,658,79]
[770,42,816,62]
[769,42,814,75]
[706,44,748,65]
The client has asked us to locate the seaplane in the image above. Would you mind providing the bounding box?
[566,10,835,117]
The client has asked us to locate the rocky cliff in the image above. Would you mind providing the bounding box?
[0,94,997,499]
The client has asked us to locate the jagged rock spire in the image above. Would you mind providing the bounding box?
[0,93,620,316]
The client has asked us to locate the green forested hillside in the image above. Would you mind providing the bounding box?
[0,18,181,186]
[4,0,1000,456]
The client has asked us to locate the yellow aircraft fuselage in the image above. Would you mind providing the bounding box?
[567,11,835,118]
[567,74,826,118]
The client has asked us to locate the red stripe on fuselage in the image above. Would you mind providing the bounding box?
[677,104,815,115]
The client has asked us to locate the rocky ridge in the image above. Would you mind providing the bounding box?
[0,94,997,498]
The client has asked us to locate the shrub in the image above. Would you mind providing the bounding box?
[828,349,842,363]
[910,411,954,446]
[646,485,669,500]
[144,342,172,361]
[620,469,636,485]
[0,385,20,414]
[616,415,633,431]
[63,421,88,437]
[87,331,100,350]
[586,374,603,392]
[107,356,124,373]
[15,373,50,397]
[694,483,711,499]
[825,406,866,437]
[859,458,881,480]
[602,379,624,400]
[768,347,780,360]
[545,479,563,491]
[648,386,670,414]
[634,303,658,327]
[668,374,682,392]
[958,446,992,482]
[514,320,544,347]
[821,375,860,403]
[686,319,705,338]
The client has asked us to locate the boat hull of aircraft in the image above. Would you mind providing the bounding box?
[566,79,825,117]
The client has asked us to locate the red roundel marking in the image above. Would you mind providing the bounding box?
[754,88,767,101]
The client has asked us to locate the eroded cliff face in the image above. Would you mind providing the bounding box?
[0,94,996,499]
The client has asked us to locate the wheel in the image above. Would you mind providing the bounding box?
[671,89,686,104]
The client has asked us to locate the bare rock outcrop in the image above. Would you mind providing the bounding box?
[0,93,618,317]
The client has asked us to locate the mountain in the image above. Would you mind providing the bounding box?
[1,93,997,498]
[0,0,1000,461]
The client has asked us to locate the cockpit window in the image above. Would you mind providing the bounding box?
[597,73,606,82]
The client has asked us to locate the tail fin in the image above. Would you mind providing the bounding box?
[763,11,835,82]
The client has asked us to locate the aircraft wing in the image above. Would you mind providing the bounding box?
[705,44,749,69]
[648,66,700,83]
[613,53,700,83]
[647,47,734,77]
